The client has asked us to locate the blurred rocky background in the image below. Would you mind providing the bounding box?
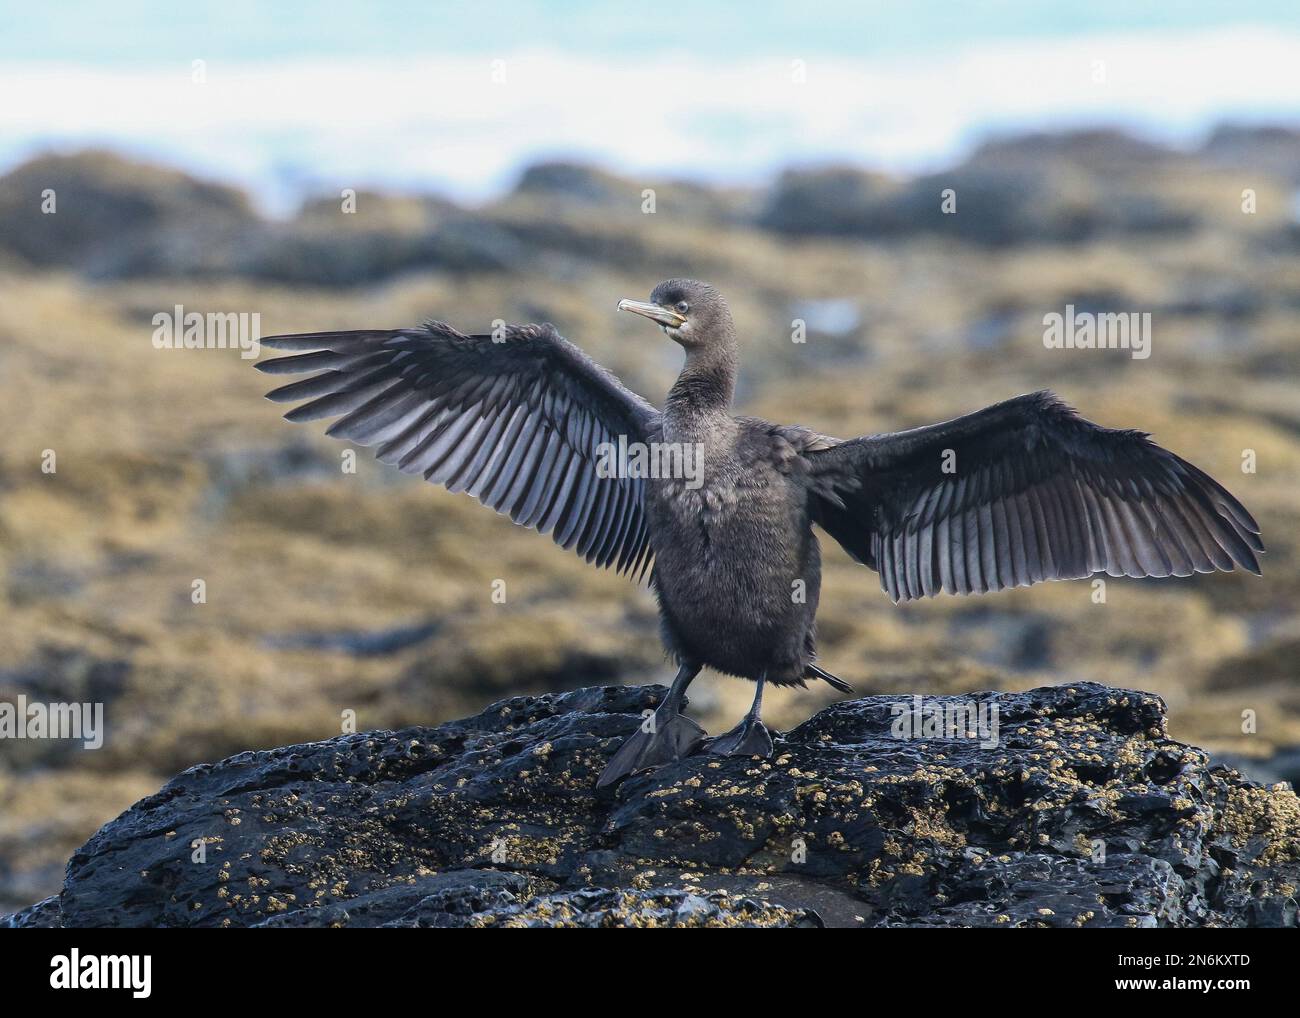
[1,125,1299,912]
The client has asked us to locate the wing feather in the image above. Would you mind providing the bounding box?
[808,391,1262,602]
[257,322,658,578]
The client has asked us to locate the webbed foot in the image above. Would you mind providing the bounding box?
[703,717,774,758]
[596,712,706,789]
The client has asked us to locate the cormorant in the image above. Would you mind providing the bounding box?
[255,279,1264,789]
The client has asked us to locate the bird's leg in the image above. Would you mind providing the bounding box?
[596,662,706,789]
[704,673,774,758]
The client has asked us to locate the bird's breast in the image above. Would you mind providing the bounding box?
[647,463,811,575]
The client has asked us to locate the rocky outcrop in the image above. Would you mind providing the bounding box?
[6,682,1299,928]
[0,150,259,271]
[758,159,1201,246]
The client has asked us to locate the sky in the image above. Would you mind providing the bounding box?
[2,1,1298,209]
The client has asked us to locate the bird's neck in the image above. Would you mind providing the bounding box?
[666,342,737,425]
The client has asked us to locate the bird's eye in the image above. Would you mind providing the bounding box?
[676,301,690,314]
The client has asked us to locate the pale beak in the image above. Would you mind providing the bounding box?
[618,299,686,328]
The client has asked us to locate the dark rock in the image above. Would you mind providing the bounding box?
[510,160,744,223]
[758,166,897,236]
[0,646,130,769]
[227,214,525,285]
[485,215,654,272]
[898,166,1196,245]
[1216,747,1300,790]
[197,441,341,521]
[263,620,440,657]
[91,213,526,284]
[0,150,258,271]
[966,129,1186,176]
[513,161,635,206]
[6,560,85,606]
[437,887,823,929]
[948,607,1055,671]
[0,150,528,282]
[3,894,61,928]
[1201,124,1300,186]
[0,645,131,705]
[253,869,538,927]
[758,134,1202,246]
[7,682,1298,928]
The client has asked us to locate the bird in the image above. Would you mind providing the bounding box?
[254,278,1264,789]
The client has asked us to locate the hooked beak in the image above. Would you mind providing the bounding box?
[618,298,686,329]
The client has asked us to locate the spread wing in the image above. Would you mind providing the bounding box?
[807,391,1263,602]
[256,322,659,579]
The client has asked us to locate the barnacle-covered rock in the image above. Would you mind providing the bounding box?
[6,682,1298,928]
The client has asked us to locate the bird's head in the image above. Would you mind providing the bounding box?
[618,279,733,349]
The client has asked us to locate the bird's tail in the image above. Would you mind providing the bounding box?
[806,664,852,694]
